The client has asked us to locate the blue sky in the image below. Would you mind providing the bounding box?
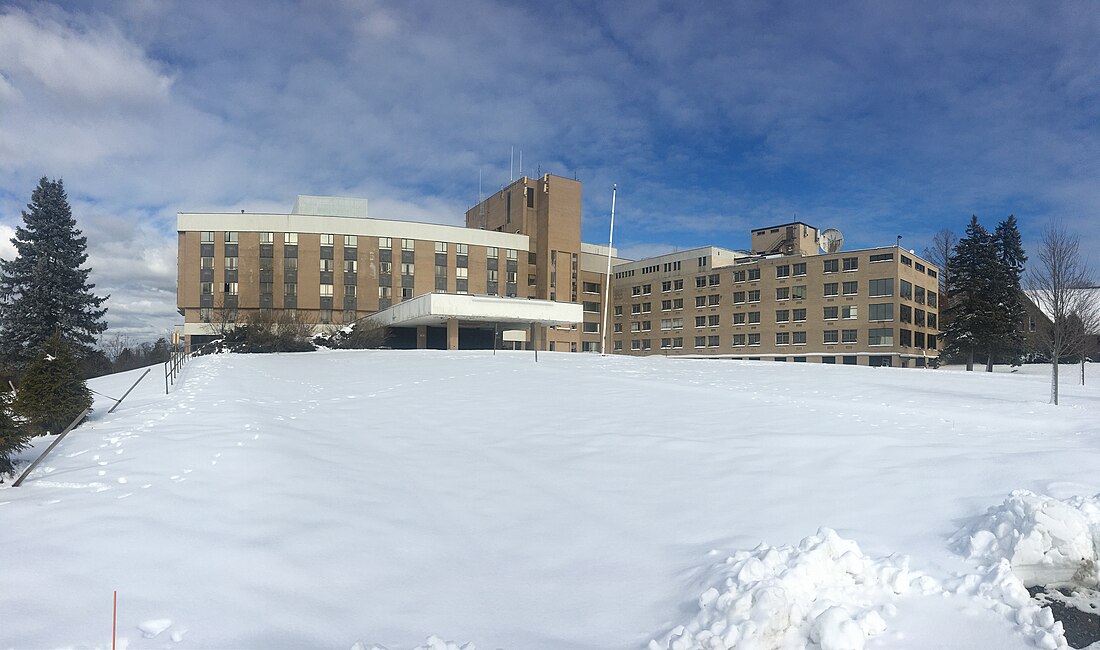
[1,1,1098,340]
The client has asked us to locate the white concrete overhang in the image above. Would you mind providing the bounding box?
[366,293,583,328]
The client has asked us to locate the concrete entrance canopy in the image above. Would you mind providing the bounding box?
[367,293,583,350]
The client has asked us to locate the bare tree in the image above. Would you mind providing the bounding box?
[1027,221,1099,405]
[99,332,131,363]
[923,228,958,294]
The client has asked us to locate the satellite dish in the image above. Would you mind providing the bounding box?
[819,228,844,254]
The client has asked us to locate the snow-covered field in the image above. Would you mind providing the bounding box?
[2,352,1099,650]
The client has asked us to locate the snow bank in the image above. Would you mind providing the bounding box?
[650,528,933,650]
[354,636,473,650]
[952,490,1100,587]
[947,490,1100,650]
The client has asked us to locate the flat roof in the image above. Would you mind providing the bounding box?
[366,293,583,328]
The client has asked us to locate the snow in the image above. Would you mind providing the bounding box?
[1,353,1099,649]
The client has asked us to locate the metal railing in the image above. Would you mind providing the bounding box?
[164,342,192,394]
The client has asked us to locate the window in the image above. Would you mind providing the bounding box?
[614,323,623,333]
[260,232,274,244]
[734,291,746,304]
[673,298,684,309]
[321,234,334,246]
[641,302,652,313]
[842,281,858,295]
[695,316,706,328]
[632,303,642,314]
[584,281,601,293]
[320,284,333,297]
[696,276,707,288]
[614,306,623,316]
[201,256,213,269]
[869,303,893,321]
[900,280,913,300]
[661,319,672,330]
[435,241,447,253]
[900,304,912,323]
[900,329,912,346]
[401,263,414,275]
[224,256,239,270]
[748,290,760,302]
[793,308,806,322]
[662,280,672,292]
[842,305,858,320]
[927,313,937,329]
[224,231,238,243]
[927,291,938,308]
[842,257,858,271]
[378,286,391,299]
[200,231,214,243]
[823,259,838,273]
[824,306,839,320]
[776,332,790,345]
[615,341,623,351]
[661,337,672,349]
[842,329,858,344]
[708,315,720,327]
[695,296,706,307]
[223,282,238,295]
[733,312,746,325]
[455,267,468,280]
[320,259,334,272]
[200,282,213,295]
[824,330,839,344]
[793,262,806,276]
[643,284,652,294]
[344,260,358,273]
[824,283,839,297]
[486,246,497,258]
[775,309,789,323]
[870,253,893,263]
[707,294,720,306]
[285,232,299,245]
[776,265,790,278]
[748,268,761,281]
[733,270,746,282]
[695,336,707,348]
[455,243,468,255]
[748,333,761,346]
[915,262,925,272]
[708,274,720,286]
[661,299,672,310]
[631,340,642,351]
[793,331,806,345]
[915,331,925,347]
[632,285,642,296]
[776,287,790,301]
[869,279,893,297]
[378,237,391,249]
[344,235,357,247]
[583,301,600,313]
[708,336,720,347]
[869,328,893,346]
[733,334,746,346]
[901,255,912,267]
[915,308,926,327]
[792,285,806,300]
[584,322,599,333]
[402,239,415,250]
[631,322,642,333]
[200,307,212,322]
[673,337,683,348]
[748,311,761,324]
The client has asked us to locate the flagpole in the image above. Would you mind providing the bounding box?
[601,185,617,355]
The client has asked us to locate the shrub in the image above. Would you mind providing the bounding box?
[13,332,92,435]
[0,390,28,478]
[316,319,389,350]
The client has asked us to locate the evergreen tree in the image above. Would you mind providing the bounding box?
[943,216,1000,370]
[0,178,108,370]
[0,389,28,478]
[987,215,1028,369]
[13,331,93,436]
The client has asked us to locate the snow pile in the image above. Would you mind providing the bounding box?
[650,528,933,650]
[354,637,473,650]
[947,490,1100,650]
[952,490,1100,586]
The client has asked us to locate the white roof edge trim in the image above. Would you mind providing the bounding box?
[177,213,529,249]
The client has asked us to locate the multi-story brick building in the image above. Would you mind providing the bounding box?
[176,179,939,366]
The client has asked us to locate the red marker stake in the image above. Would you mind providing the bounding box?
[112,590,117,650]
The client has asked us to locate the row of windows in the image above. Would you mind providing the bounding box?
[621,330,938,350]
[199,231,515,259]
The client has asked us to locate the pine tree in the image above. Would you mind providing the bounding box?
[943,216,1000,370]
[0,389,28,477]
[13,332,93,436]
[987,215,1028,369]
[0,178,108,370]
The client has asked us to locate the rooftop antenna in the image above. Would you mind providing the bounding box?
[510,147,514,182]
[601,184,617,356]
[519,150,523,179]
